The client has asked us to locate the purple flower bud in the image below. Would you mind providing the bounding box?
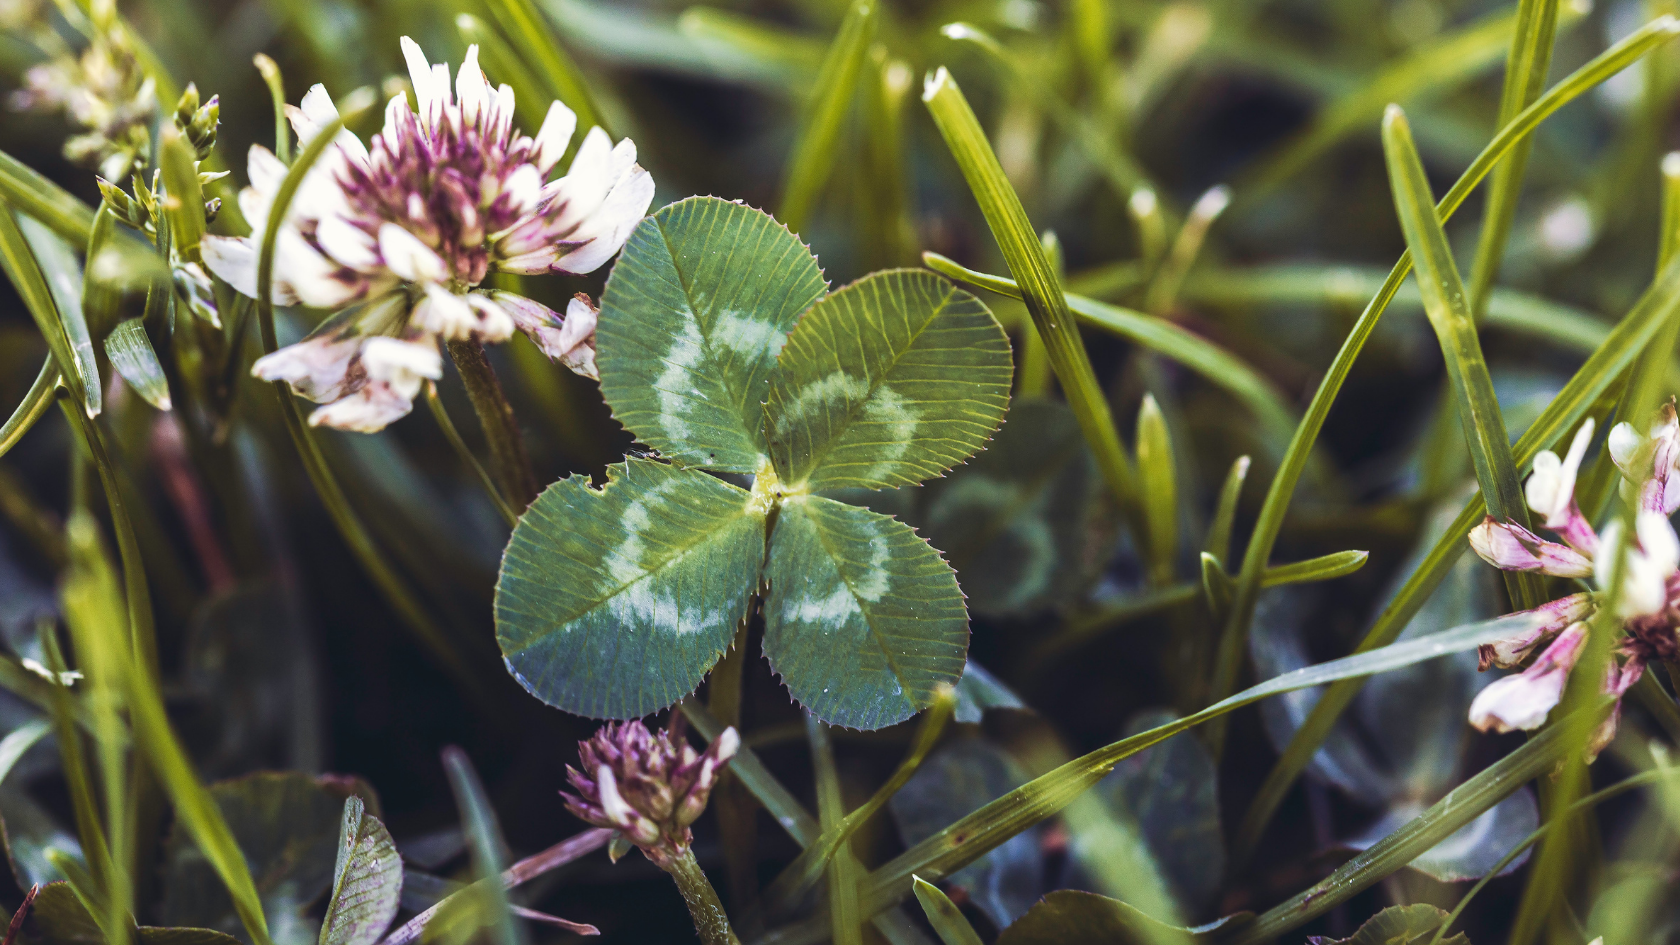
[560,718,737,867]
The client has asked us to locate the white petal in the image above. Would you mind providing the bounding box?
[532,100,577,174]
[1637,509,1680,574]
[308,383,415,432]
[491,84,515,140]
[1525,450,1563,519]
[200,235,259,299]
[502,164,543,218]
[286,83,339,145]
[411,285,479,340]
[1469,672,1564,732]
[378,223,448,283]
[465,293,515,342]
[550,127,614,227]
[1609,421,1643,473]
[400,36,438,119]
[554,164,654,274]
[361,335,443,392]
[246,144,288,197]
[279,230,361,309]
[456,45,490,126]
[250,333,360,402]
[316,214,379,272]
[496,246,560,274]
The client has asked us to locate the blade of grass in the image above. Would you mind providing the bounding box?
[0,150,96,249]
[1428,764,1680,945]
[1381,104,1543,608]
[424,381,516,527]
[1227,715,1581,945]
[1143,187,1230,316]
[1180,263,1618,356]
[707,614,1573,944]
[1211,14,1680,846]
[939,24,1155,208]
[808,719,862,945]
[252,54,290,165]
[36,626,114,901]
[761,690,954,917]
[922,252,1300,454]
[911,878,982,945]
[481,0,605,134]
[441,747,524,945]
[0,360,58,459]
[1235,4,1530,202]
[1235,229,1680,867]
[1136,395,1178,584]
[923,67,1145,547]
[14,216,100,417]
[858,48,917,271]
[158,125,207,265]
[779,0,875,234]
[1466,0,1562,317]
[1205,456,1251,563]
[251,96,494,706]
[57,513,134,945]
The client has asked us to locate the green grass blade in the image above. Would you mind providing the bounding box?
[912,878,982,945]
[0,149,96,249]
[10,213,100,417]
[1382,104,1543,611]
[1235,241,1680,865]
[922,251,1300,454]
[481,0,605,134]
[808,719,862,945]
[1179,263,1616,356]
[922,68,1142,543]
[939,24,1153,204]
[1466,0,1561,317]
[829,611,1551,927]
[1136,395,1178,583]
[1204,455,1250,562]
[442,747,523,945]
[1237,6,1525,201]
[762,690,955,917]
[1227,716,1578,944]
[0,359,58,459]
[252,54,291,165]
[1263,550,1370,585]
[1209,12,1680,767]
[158,125,206,265]
[779,0,876,233]
[37,625,114,901]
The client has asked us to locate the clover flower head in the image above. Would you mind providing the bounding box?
[1466,412,1680,758]
[207,37,651,431]
[561,717,738,868]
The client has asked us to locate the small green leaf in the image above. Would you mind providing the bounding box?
[104,319,172,411]
[1204,455,1250,563]
[913,877,983,945]
[17,883,243,945]
[0,149,96,249]
[764,495,966,730]
[1305,905,1464,945]
[597,197,828,472]
[1263,550,1369,586]
[995,890,1235,945]
[766,269,1011,491]
[318,797,402,945]
[162,773,378,942]
[496,458,766,719]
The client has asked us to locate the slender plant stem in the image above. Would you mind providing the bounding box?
[447,340,539,513]
[662,848,743,945]
[424,381,517,527]
[708,619,758,909]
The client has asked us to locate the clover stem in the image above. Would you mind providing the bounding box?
[446,339,539,513]
[661,848,743,945]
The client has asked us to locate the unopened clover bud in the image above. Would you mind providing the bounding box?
[95,177,135,220]
[561,718,738,868]
[203,196,222,224]
[174,83,199,128]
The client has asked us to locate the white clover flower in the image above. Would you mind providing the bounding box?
[1466,412,1680,759]
[207,37,652,432]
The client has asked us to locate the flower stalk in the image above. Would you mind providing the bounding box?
[663,848,743,945]
[445,339,537,512]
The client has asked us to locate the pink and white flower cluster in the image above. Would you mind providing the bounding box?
[204,38,649,431]
[561,717,739,868]
[1467,406,1680,758]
